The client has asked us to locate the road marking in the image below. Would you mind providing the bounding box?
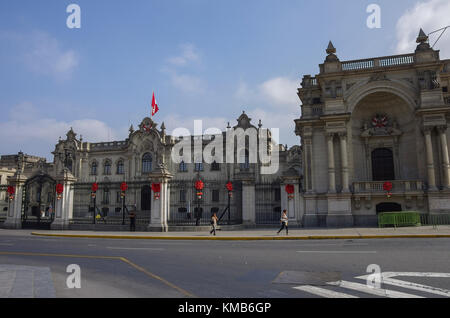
[328,280,423,298]
[0,251,195,298]
[106,247,165,251]
[294,285,358,298]
[296,251,377,254]
[356,272,450,297]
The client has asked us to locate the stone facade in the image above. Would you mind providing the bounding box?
[1,112,303,230]
[295,29,450,227]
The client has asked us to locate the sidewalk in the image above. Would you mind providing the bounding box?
[28,226,450,240]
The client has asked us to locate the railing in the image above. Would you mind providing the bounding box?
[420,214,450,228]
[341,54,415,71]
[379,211,421,228]
[445,96,450,105]
[0,214,6,223]
[353,180,424,194]
[312,105,324,116]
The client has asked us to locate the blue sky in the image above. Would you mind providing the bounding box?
[1,0,449,160]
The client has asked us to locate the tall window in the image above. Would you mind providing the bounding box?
[179,161,187,172]
[91,162,98,175]
[180,190,186,202]
[240,150,250,171]
[195,162,204,172]
[117,161,125,175]
[142,153,153,173]
[372,148,395,181]
[211,161,220,171]
[212,190,220,202]
[103,188,110,204]
[104,161,112,175]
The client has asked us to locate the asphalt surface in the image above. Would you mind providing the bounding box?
[1,231,450,298]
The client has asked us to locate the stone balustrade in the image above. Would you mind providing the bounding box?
[341,54,415,72]
[352,180,424,194]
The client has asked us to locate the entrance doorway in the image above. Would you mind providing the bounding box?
[376,202,402,213]
[141,186,151,211]
[372,148,395,181]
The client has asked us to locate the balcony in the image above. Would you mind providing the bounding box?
[341,53,415,72]
[352,180,425,195]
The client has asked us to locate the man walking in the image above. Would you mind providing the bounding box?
[129,209,136,232]
[210,213,219,236]
[277,210,289,236]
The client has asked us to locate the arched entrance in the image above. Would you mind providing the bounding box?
[376,202,402,213]
[22,173,56,229]
[141,185,151,212]
[372,148,395,181]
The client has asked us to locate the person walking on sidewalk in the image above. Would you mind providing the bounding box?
[129,210,136,232]
[277,210,289,236]
[210,213,219,236]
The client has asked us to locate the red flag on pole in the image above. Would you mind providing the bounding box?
[151,92,159,117]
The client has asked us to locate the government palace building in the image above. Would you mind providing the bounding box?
[1,29,450,230]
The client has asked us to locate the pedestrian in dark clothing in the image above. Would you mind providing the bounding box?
[277,210,289,235]
[129,210,136,232]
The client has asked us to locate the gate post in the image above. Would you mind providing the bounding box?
[51,169,77,230]
[242,179,256,227]
[148,164,173,232]
[3,173,27,229]
[281,176,302,227]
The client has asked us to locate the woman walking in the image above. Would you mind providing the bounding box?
[210,213,219,236]
[277,210,289,236]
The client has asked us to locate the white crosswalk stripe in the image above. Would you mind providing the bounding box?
[294,285,359,298]
[294,272,450,298]
[327,280,423,298]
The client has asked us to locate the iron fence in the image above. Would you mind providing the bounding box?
[168,180,242,226]
[419,213,450,228]
[255,182,282,225]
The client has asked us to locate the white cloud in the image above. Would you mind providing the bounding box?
[170,72,206,94]
[259,77,300,110]
[396,0,450,58]
[167,43,200,66]
[0,103,123,160]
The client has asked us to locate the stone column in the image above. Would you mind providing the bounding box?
[3,174,27,229]
[242,179,256,226]
[51,169,77,230]
[339,132,350,192]
[424,128,437,190]
[438,126,450,188]
[148,164,173,232]
[327,133,336,193]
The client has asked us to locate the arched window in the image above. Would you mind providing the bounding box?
[240,150,250,171]
[91,162,98,175]
[195,162,204,172]
[211,161,220,171]
[142,153,153,173]
[117,160,125,175]
[104,161,112,175]
[372,148,395,181]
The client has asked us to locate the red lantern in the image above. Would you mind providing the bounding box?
[120,182,128,192]
[195,180,204,191]
[56,184,64,194]
[226,182,233,192]
[92,183,99,193]
[152,183,161,200]
[383,182,393,198]
[7,186,15,196]
[56,183,64,200]
[195,180,204,199]
[7,186,15,200]
[285,184,295,200]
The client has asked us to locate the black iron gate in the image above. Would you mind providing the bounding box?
[21,174,55,230]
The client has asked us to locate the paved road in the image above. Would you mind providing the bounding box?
[1,231,450,298]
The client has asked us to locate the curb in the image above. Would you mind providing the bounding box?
[30,232,450,241]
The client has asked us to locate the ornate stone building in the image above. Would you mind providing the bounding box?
[1,112,303,231]
[295,29,450,227]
